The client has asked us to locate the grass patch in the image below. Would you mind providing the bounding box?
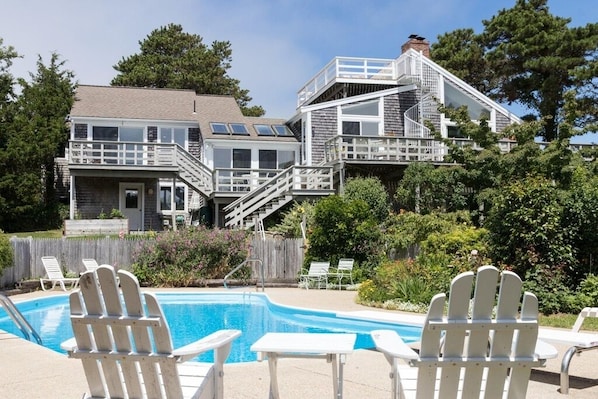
[4,229,63,239]
[540,313,598,331]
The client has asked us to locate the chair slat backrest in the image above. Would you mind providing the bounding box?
[72,265,184,398]
[41,256,65,279]
[414,265,540,399]
[308,261,330,276]
[337,258,354,272]
[82,258,99,272]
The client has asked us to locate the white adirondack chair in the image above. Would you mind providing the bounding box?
[371,265,546,399]
[60,265,241,399]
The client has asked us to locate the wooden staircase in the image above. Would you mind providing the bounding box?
[224,165,334,229]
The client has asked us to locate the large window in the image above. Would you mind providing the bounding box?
[340,99,381,136]
[444,82,491,121]
[160,127,186,148]
[159,184,185,211]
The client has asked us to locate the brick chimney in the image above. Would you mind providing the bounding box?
[401,34,430,58]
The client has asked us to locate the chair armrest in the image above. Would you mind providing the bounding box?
[60,337,77,352]
[371,329,419,361]
[173,329,241,362]
[535,339,558,359]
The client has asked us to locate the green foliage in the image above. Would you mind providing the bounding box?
[383,211,471,255]
[433,0,598,141]
[0,231,13,274]
[431,28,491,93]
[270,201,314,238]
[131,226,249,287]
[523,265,574,315]
[342,177,389,222]
[0,52,75,232]
[306,195,383,279]
[109,208,125,219]
[395,163,469,214]
[562,168,598,278]
[485,177,575,277]
[111,23,264,117]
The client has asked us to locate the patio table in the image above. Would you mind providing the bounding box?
[250,332,356,399]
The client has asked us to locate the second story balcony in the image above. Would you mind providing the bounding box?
[297,57,397,108]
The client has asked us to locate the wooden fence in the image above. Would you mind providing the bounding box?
[0,236,306,288]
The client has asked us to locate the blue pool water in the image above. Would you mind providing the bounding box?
[0,292,421,363]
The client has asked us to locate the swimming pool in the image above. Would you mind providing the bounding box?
[0,292,422,363]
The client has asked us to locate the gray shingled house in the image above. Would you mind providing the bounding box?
[64,36,527,232]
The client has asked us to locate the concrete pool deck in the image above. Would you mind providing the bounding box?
[1,287,597,398]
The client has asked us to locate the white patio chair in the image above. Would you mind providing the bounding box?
[330,258,354,289]
[81,258,99,273]
[299,261,330,289]
[372,265,548,399]
[60,265,241,399]
[538,307,598,394]
[40,256,79,291]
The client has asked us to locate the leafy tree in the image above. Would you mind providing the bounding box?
[342,177,389,222]
[306,195,383,278]
[482,0,598,141]
[395,162,468,214]
[431,0,598,141]
[111,23,264,117]
[0,38,19,104]
[0,53,75,231]
[485,176,575,277]
[430,28,492,93]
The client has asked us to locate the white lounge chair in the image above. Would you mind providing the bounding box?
[60,265,241,399]
[371,265,548,399]
[330,258,354,289]
[538,307,598,394]
[81,258,99,272]
[40,256,79,291]
[299,261,330,289]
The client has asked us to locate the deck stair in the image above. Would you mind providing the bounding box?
[224,165,334,229]
[161,145,213,197]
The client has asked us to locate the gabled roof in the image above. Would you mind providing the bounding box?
[71,85,198,121]
[71,85,298,142]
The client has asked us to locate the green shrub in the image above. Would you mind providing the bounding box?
[0,232,13,274]
[342,177,389,222]
[131,226,249,287]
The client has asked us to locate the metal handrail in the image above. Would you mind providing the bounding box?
[0,294,42,345]
[223,258,264,292]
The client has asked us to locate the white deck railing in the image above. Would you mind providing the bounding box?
[224,165,334,228]
[324,135,519,163]
[297,57,397,107]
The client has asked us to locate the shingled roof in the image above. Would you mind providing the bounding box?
[71,85,297,142]
[71,85,199,121]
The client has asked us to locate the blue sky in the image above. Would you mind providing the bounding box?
[1,0,595,142]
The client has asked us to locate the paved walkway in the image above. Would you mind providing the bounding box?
[1,287,597,398]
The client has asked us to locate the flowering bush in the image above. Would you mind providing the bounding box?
[131,226,249,287]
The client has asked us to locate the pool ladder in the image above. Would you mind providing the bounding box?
[224,258,264,291]
[0,293,42,345]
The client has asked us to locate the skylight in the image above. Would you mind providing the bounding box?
[272,125,293,136]
[254,124,275,136]
[230,123,249,135]
[210,123,229,134]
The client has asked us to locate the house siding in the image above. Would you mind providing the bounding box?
[74,177,161,231]
[74,123,87,139]
[148,126,157,142]
[311,107,337,164]
[188,127,201,158]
